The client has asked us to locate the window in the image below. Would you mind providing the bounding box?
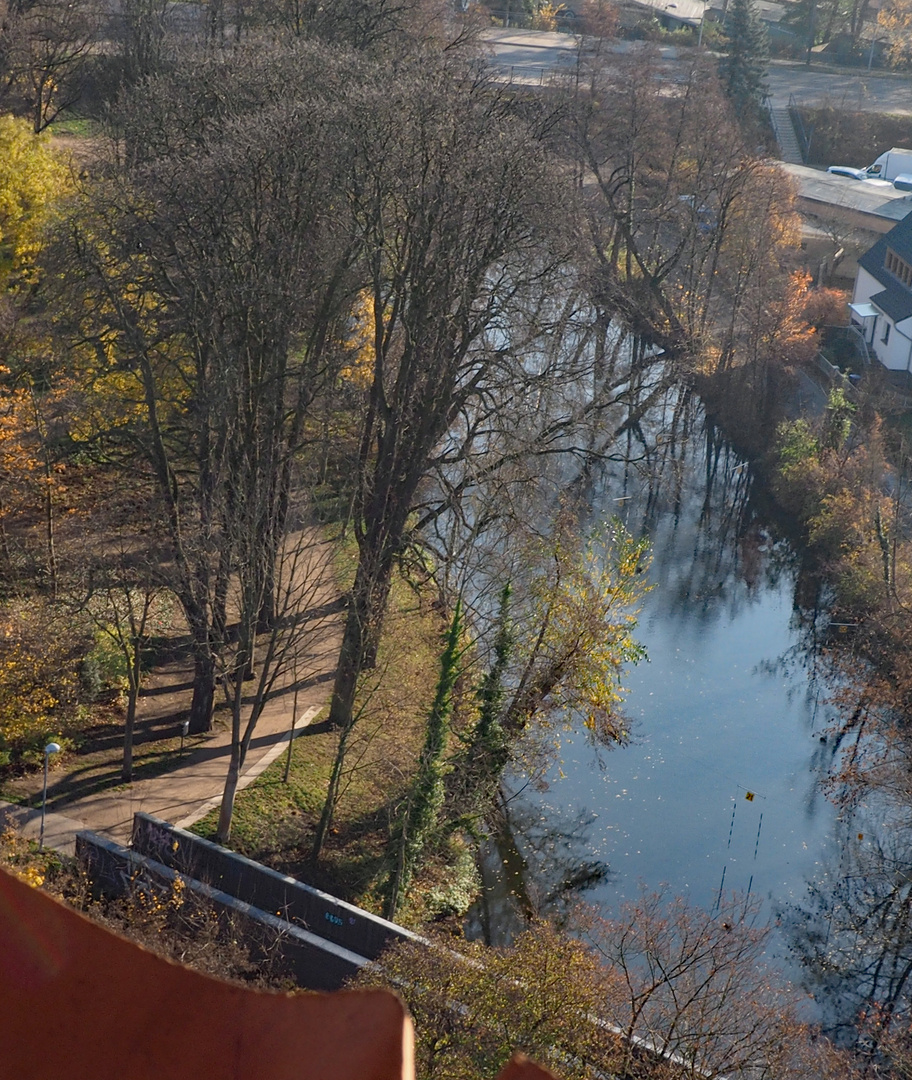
[883,323,892,345]
[885,247,912,287]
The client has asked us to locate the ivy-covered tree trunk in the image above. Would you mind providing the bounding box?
[465,584,514,804]
[385,602,462,921]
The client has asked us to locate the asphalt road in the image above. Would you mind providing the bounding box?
[483,29,912,112]
[767,63,912,112]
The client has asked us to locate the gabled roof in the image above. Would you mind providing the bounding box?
[859,210,912,286]
[871,285,912,323]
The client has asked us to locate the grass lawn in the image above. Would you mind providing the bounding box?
[191,549,443,918]
[50,115,100,138]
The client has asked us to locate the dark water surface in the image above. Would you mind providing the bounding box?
[473,398,842,994]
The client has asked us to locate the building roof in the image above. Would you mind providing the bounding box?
[780,164,912,226]
[626,0,784,25]
[859,210,912,287]
[870,285,912,323]
[622,0,708,24]
[706,0,784,17]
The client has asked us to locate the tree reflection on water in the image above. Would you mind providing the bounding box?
[469,787,611,947]
[472,387,891,1037]
[781,732,912,1044]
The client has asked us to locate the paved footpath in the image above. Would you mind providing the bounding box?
[0,536,341,857]
[0,704,323,856]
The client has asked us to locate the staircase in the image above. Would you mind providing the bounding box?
[769,103,805,165]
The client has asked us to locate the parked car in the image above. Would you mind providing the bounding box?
[827,150,912,183]
[826,166,871,181]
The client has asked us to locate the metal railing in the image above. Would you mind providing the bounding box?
[789,92,812,164]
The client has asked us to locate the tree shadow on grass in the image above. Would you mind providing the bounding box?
[274,804,395,906]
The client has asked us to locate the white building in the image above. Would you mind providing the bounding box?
[851,212,912,374]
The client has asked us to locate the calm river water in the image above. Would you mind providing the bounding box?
[472,394,843,1002]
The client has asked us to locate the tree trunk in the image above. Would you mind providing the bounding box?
[311,720,353,863]
[216,746,241,844]
[122,626,148,783]
[188,651,216,734]
[327,617,362,732]
[122,687,138,783]
[256,510,280,632]
[326,551,394,729]
[385,603,461,920]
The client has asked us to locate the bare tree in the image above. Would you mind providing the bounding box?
[567,51,801,373]
[324,54,577,734]
[77,556,169,782]
[356,899,855,1080]
[259,0,461,50]
[63,46,359,732]
[116,0,172,84]
[0,0,100,131]
[578,890,820,1080]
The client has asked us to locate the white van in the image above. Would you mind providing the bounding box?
[827,149,912,183]
[863,148,912,182]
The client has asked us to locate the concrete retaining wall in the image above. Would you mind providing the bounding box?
[130,813,422,961]
[76,830,369,991]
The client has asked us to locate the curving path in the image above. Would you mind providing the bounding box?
[0,533,342,855]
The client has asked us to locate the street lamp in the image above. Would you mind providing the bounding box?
[38,742,61,851]
[867,27,882,72]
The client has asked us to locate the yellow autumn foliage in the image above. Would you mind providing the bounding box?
[0,113,71,284]
[0,354,77,526]
[0,385,42,500]
[340,290,377,389]
[1,829,45,888]
[878,0,912,68]
[0,604,79,765]
[68,367,146,443]
[522,517,651,743]
[533,2,568,29]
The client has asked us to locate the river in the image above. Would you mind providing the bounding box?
[471,390,847,1019]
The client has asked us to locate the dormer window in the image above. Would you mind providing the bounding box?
[885,247,912,287]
